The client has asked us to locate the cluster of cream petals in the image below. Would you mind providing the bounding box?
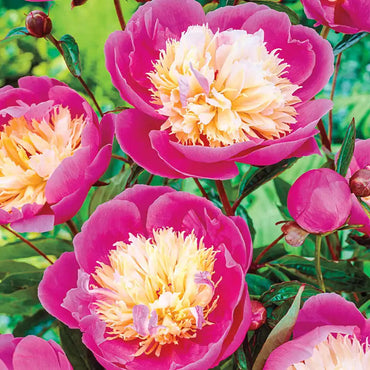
[0,106,85,212]
[289,334,370,369]
[149,25,301,147]
[92,228,218,357]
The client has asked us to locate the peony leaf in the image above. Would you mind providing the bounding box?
[333,32,368,56]
[13,309,54,337]
[252,285,304,370]
[0,287,40,316]
[336,118,356,177]
[0,27,28,43]
[246,274,272,297]
[59,34,82,77]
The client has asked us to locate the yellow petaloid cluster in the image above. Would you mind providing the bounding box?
[289,334,370,369]
[149,25,301,147]
[92,228,219,357]
[0,106,86,212]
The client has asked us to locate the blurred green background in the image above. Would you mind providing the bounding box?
[0,0,369,340]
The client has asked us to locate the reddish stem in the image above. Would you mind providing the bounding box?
[254,233,285,265]
[1,225,53,265]
[193,178,209,200]
[325,235,338,261]
[66,219,79,237]
[215,180,233,216]
[146,174,154,185]
[328,52,342,144]
[114,0,126,31]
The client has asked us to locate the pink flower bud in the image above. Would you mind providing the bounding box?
[249,300,267,331]
[281,221,309,247]
[25,10,52,38]
[287,168,352,234]
[350,169,370,198]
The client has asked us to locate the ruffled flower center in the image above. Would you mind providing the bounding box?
[92,227,219,357]
[149,25,301,147]
[288,334,370,369]
[0,106,86,212]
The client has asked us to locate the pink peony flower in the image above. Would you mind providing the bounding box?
[264,293,370,369]
[301,0,370,34]
[38,185,252,369]
[347,139,370,235]
[287,168,352,234]
[0,334,72,369]
[105,0,333,180]
[0,76,114,233]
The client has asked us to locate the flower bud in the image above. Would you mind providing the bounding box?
[281,221,309,247]
[71,0,88,8]
[249,300,267,331]
[25,10,52,38]
[350,169,370,198]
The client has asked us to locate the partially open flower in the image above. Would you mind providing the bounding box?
[25,10,52,38]
[106,0,333,180]
[287,168,352,234]
[281,221,310,247]
[0,334,72,369]
[0,77,114,232]
[39,185,252,369]
[301,0,370,34]
[265,293,370,369]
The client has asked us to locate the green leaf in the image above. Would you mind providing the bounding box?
[1,27,28,43]
[13,309,55,337]
[59,323,103,370]
[239,158,297,199]
[235,346,248,370]
[89,169,131,216]
[271,255,370,292]
[59,34,82,77]
[253,285,304,370]
[260,281,321,306]
[246,274,272,297]
[235,206,256,242]
[252,244,287,264]
[245,1,300,24]
[0,270,44,294]
[0,238,72,260]
[336,118,356,177]
[204,2,219,12]
[273,177,291,207]
[333,33,368,56]
[0,287,40,316]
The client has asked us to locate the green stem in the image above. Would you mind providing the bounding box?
[320,25,330,39]
[215,180,233,216]
[315,235,326,292]
[0,225,53,265]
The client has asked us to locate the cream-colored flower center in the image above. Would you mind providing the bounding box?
[149,25,301,147]
[92,228,219,357]
[289,334,370,369]
[0,106,86,212]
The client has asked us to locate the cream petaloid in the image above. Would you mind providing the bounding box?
[149,25,301,147]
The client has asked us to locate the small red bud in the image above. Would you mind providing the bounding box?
[71,0,88,8]
[249,300,267,331]
[350,169,370,198]
[25,10,52,38]
[281,221,309,247]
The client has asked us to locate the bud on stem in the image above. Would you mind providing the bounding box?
[25,11,52,38]
[350,169,370,198]
[249,300,267,330]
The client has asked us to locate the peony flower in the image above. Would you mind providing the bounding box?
[264,293,370,369]
[0,334,72,369]
[346,139,370,235]
[106,0,333,180]
[0,76,114,233]
[287,168,352,234]
[301,0,370,34]
[38,185,252,369]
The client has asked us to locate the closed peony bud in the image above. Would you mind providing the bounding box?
[25,10,52,38]
[71,0,88,7]
[249,300,267,331]
[281,221,309,247]
[350,169,370,198]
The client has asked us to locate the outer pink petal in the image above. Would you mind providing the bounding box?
[342,0,370,32]
[150,130,239,179]
[0,334,16,370]
[349,139,370,175]
[265,325,357,370]
[115,109,185,178]
[11,213,55,233]
[13,336,72,370]
[114,185,176,228]
[18,76,66,102]
[74,199,144,274]
[349,194,370,236]
[293,293,368,339]
[38,252,79,328]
